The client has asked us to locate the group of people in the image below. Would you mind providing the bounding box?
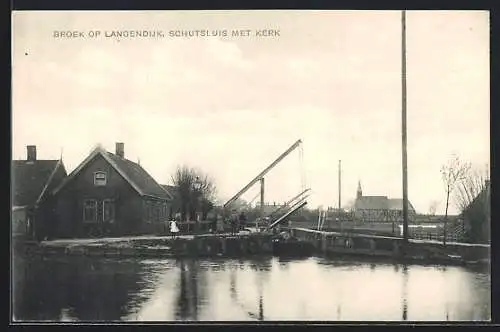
[167,211,249,238]
[210,211,247,235]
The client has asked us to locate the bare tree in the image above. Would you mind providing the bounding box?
[171,165,217,224]
[440,155,470,244]
[454,165,489,212]
[453,164,490,243]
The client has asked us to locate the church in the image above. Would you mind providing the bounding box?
[353,181,416,222]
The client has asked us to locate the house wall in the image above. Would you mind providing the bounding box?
[52,154,166,238]
[139,197,171,234]
[12,208,27,235]
[34,163,68,240]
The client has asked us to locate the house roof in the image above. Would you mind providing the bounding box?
[355,196,389,210]
[161,185,178,198]
[53,145,173,200]
[12,159,65,207]
[388,198,416,212]
[462,181,490,216]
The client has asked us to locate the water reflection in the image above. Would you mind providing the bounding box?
[227,262,265,321]
[12,255,490,322]
[175,260,189,320]
[402,265,408,321]
[13,255,147,321]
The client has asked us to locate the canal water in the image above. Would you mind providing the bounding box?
[12,255,490,322]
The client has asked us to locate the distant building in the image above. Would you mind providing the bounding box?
[255,202,286,216]
[326,207,352,222]
[461,180,490,243]
[353,181,416,222]
[50,143,174,238]
[11,145,67,240]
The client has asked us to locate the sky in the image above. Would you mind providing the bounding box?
[12,10,489,215]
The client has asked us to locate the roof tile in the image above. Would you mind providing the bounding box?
[105,152,172,199]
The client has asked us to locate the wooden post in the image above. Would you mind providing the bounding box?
[259,177,265,231]
[338,160,342,211]
[401,10,409,254]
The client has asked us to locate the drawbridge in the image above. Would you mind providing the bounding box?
[223,139,310,231]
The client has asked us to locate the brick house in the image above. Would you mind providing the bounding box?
[11,145,67,240]
[50,143,174,238]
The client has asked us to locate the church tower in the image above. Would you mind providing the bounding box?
[357,180,363,198]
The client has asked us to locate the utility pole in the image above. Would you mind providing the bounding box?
[259,177,265,231]
[401,10,410,253]
[338,160,342,211]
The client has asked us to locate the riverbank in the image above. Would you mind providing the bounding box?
[290,228,490,267]
[18,232,275,259]
[13,227,490,268]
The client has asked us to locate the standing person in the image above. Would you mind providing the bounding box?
[170,219,179,239]
[239,211,247,232]
[230,217,235,235]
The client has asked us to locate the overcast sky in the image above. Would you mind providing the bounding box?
[12,10,489,214]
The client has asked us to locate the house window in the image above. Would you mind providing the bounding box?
[103,199,115,223]
[94,171,107,186]
[83,200,98,223]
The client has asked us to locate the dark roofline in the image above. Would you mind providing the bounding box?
[36,159,66,205]
[12,158,65,208]
[52,146,172,200]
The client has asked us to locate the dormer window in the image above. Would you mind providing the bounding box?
[94,171,107,186]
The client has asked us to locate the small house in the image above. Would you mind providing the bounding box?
[11,145,67,240]
[50,143,174,238]
[461,180,490,244]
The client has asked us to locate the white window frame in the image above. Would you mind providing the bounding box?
[83,199,98,223]
[103,199,115,223]
[94,171,107,186]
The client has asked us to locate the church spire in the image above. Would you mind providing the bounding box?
[357,180,362,198]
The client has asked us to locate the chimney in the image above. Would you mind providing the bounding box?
[115,142,124,158]
[27,145,37,161]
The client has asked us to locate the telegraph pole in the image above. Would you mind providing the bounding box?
[259,177,265,231]
[401,10,410,251]
[338,160,342,210]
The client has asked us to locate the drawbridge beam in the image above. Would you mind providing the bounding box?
[267,198,308,230]
[223,139,302,210]
[266,188,311,220]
